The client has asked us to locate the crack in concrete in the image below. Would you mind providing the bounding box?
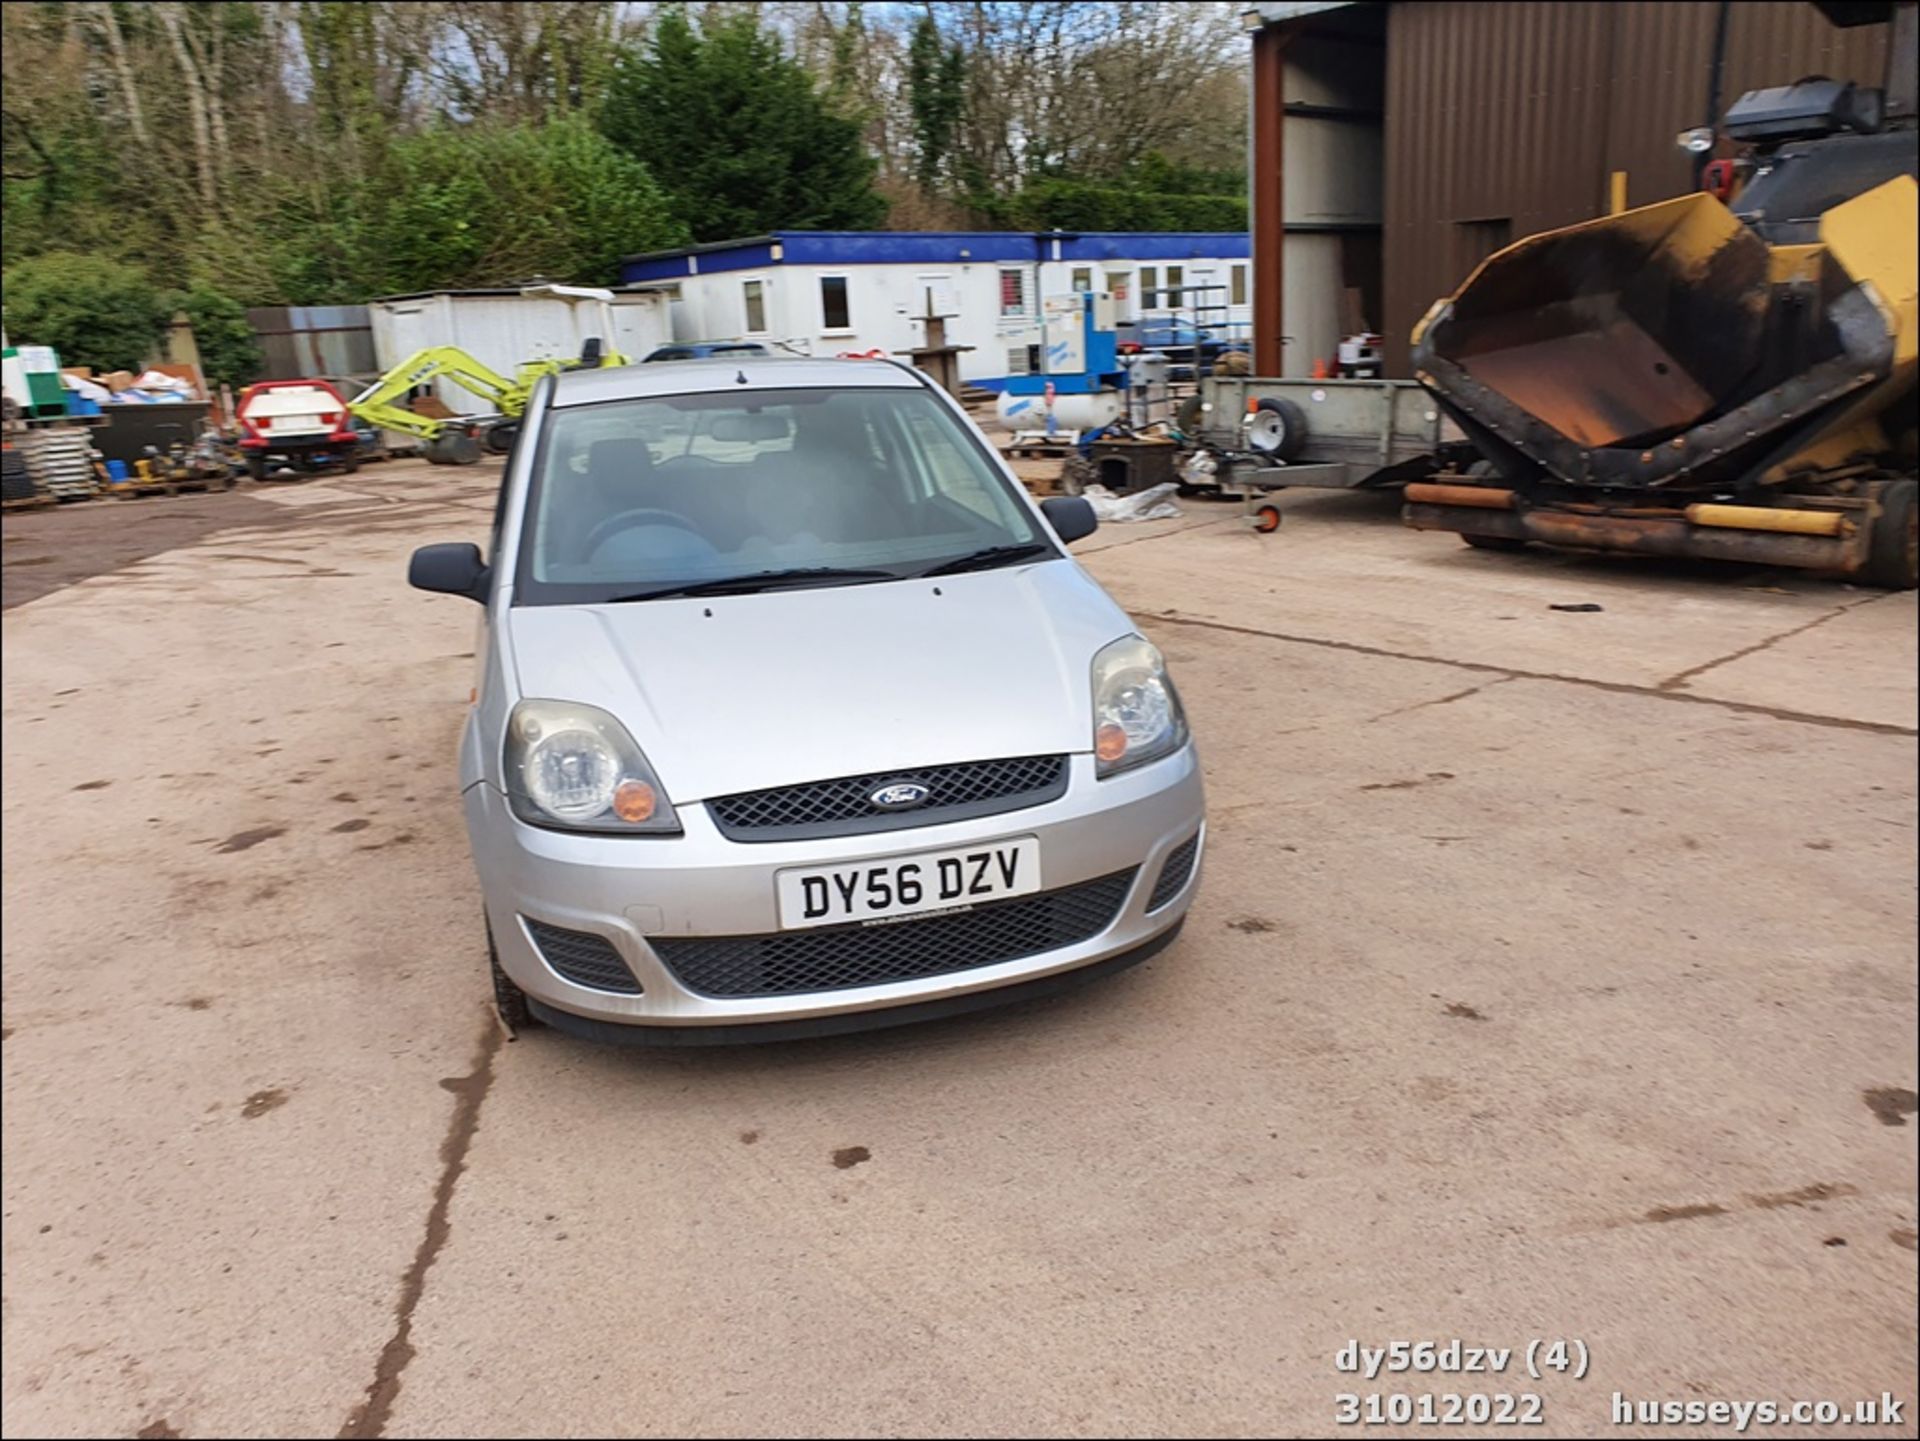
[1367,677,1513,725]
[1656,592,1890,692]
[1137,610,1918,738]
[1079,517,1231,555]
[337,1016,503,1440]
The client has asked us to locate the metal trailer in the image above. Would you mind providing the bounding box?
[1189,375,1472,531]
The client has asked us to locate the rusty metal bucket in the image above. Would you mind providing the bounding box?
[1411,192,1893,493]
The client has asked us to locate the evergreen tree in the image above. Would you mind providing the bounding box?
[906,14,967,192]
[600,6,886,243]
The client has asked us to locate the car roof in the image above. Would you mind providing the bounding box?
[551,356,922,407]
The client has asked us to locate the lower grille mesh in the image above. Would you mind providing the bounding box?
[1146,833,1200,912]
[654,869,1138,998]
[524,918,642,994]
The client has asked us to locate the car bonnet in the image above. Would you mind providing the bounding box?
[503,560,1132,803]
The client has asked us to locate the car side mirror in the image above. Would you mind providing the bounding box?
[409,542,490,602]
[1041,495,1098,545]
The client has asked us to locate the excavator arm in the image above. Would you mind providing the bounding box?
[346,346,534,442]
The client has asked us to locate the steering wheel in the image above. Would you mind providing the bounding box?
[582,507,703,557]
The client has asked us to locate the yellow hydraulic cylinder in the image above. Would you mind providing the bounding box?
[1684,503,1846,537]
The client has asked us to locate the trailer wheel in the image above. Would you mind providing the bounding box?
[1862,478,1918,590]
[1246,396,1308,463]
[245,454,269,483]
[1253,502,1283,533]
[1462,533,1527,552]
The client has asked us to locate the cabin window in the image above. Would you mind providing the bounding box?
[820,275,851,331]
[999,268,1028,317]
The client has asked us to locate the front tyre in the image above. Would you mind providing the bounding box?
[488,921,538,1034]
[1862,478,1917,590]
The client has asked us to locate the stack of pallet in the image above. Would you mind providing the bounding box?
[1,446,41,508]
[19,428,100,501]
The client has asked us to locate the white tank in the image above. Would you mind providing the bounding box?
[995,388,1124,432]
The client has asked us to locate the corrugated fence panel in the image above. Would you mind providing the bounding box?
[1383,1,1889,373]
[245,305,377,382]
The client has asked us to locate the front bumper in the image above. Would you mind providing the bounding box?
[465,745,1205,1033]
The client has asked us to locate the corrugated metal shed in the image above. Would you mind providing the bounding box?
[1380,0,1889,372]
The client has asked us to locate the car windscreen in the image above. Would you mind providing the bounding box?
[513,385,1051,604]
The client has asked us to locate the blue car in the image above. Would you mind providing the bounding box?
[642,342,773,362]
[1124,321,1249,364]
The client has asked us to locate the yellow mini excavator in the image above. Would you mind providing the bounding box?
[348,337,627,465]
[1404,0,1918,588]
[348,286,632,463]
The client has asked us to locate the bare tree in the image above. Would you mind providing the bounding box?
[89,1,151,147]
[158,2,220,209]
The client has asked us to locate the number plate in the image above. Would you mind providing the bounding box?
[776,837,1040,930]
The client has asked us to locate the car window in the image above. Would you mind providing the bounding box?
[516,386,1047,602]
[896,403,1017,526]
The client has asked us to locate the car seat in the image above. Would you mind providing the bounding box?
[552,437,668,563]
[780,406,909,542]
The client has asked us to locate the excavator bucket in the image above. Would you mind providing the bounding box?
[1412,189,1902,492]
[423,429,485,466]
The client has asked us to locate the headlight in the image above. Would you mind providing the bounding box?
[1091,635,1187,777]
[504,699,681,834]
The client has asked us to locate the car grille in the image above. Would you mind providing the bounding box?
[653,868,1138,998]
[1146,832,1200,912]
[524,918,642,994]
[706,754,1068,842]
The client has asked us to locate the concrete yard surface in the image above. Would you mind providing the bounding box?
[3,464,1915,1438]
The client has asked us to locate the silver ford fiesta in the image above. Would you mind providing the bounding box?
[409,357,1205,1044]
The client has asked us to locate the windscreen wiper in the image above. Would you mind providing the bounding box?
[605,567,900,602]
[916,543,1055,577]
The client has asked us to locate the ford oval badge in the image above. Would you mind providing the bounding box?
[869,781,930,811]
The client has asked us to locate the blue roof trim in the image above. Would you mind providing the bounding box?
[1060,233,1249,261]
[617,230,1248,283]
[690,243,780,276]
[621,254,694,282]
[621,242,780,282]
[776,231,1040,264]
